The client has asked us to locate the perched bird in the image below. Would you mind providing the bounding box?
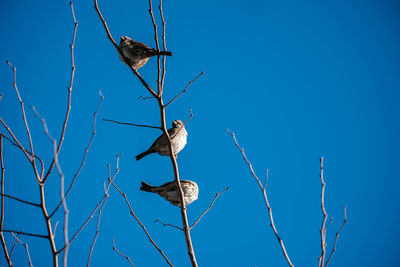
[119,36,173,70]
[140,180,199,206]
[136,120,187,161]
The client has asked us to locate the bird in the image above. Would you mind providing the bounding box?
[136,120,187,161]
[119,36,172,70]
[140,180,199,206]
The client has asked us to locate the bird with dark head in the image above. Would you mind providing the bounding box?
[136,120,187,161]
[119,36,173,70]
[140,180,199,206]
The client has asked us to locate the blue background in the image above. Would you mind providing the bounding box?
[1,0,399,266]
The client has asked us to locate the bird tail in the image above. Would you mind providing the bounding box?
[158,51,172,56]
[140,182,155,192]
[136,150,152,161]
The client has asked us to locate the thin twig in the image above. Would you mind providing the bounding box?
[49,91,104,218]
[6,61,37,175]
[190,187,229,229]
[0,135,12,267]
[138,96,156,101]
[11,233,33,267]
[108,179,173,267]
[227,129,294,267]
[148,0,161,94]
[112,239,135,267]
[102,119,161,130]
[1,230,48,239]
[318,157,327,267]
[0,134,45,177]
[9,233,19,258]
[0,118,31,166]
[58,155,120,255]
[153,219,183,231]
[164,72,204,108]
[87,155,120,267]
[0,194,40,207]
[159,0,167,93]
[325,206,347,267]
[42,1,78,184]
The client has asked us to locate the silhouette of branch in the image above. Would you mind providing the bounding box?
[108,179,173,267]
[43,1,78,184]
[112,239,135,267]
[49,90,104,218]
[190,187,229,229]
[0,194,40,207]
[1,230,48,239]
[11,233,33,267]
[227,129,294,267]
[102,119,161,130]
[153,219,183,231]
[164,71,205,108]
[325,206,347,267]
[0,135,12,267]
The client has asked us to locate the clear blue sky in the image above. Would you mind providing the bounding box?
[1,0,399,266]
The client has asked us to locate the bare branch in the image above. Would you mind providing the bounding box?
[87,201,106,267]
[164,71,205,108]
[190,187,229,229]
[148,0,161,94]
[325,206,348,267]
[0,134,45,179]
[138,95,156,101]
[58,155,120,255]
[11,233,33,267]
[0,194,40,207]
[153,219,183,231]
[0,135,12,267]
[102,119,161,130]
[49,91,104,218]
[94,0,158,98]
[42,1,78,184]
[1,230,48,239]
[318,157,328,267]
[227,129,294,267]
[108,179,173,267]
[6,61,36,170]
[87,155,120,267]
[0,118,32,165]
[9,233,19,258]
[112,239,135,267]
[159,0,167,93]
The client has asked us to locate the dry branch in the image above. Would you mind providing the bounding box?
[190,187,229,229]
[325,207,347,267]
[94,0,198,265]
[102,119,161,130]
[112,239,135,267]
[108,179,173,266]
[227,129,294,267]
[43,1,78,184]
[11,233,33,267]
[0,135,12,267]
